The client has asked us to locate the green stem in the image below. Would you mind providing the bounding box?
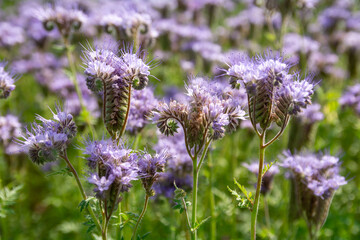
[61,152,101,232]
[132,195,150,240]
[208,152,216,240]
[191,154,198,240]
[251,132,266,240]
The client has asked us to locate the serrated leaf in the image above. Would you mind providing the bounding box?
[193,216,211,231]
[262,160,277,177]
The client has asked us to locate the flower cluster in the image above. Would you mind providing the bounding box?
[82,42,153,136]
[35,3,87,37]
[138,150,170,196]
[152,76,246,147]
[17,105,77,165]
[243,162,279,195]
[83,139,138,205]
[0,114,23,155]
[225,51,315,129]
[340,83,360,115]
[0,62,16,99]
[0,22,25,47]
[280,151,347,231]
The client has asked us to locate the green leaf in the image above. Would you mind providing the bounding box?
[262,160,277,177]
[227,179,254,211]
[78,197,96,212]
[46,167,73,177]
[0,184,23,218]
[193,216,211,231]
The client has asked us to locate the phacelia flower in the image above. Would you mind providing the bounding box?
[83,139,138,203]
[35,3,87,37]
[138,150,170,196]
[0,114,24,155]
[82,42,155,136]
[340,83,360,115]
[0,62,17,99]
[127,87,158,134]
[153,131,193,198]
[0,22,25,47]
[280,151,347,233]
[17,105,76,165]
[224,51,315,129]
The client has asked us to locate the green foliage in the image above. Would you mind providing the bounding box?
[228,178,254,211]
[46,167,73,177]
[0,184,22,218]
[262,160,277,177]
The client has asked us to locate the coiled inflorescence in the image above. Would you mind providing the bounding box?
[151,77,246,149]
[83,139,138,215]
[82,43,154,137]
[225,51,315,130]
[17,105,77,165]
[280,151,347,233]
[35,3,87,37]
[0,62,17,99]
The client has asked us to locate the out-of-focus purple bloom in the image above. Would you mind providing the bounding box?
[35,2,87,37]
[226,6,264,29]
[307,51,338,74]
[280,151,347,197]
[283,33,320,56]
[0,22,25,47]
[340,31,360,52]
[0,62,17,99]
[318,7,351,30]
[127,87,158,134]
[184,41,224,62]
[153,131,193,198]
[298,103,324,123]
[0,114,24,155]
[244,161,279,195]
[340,83,360,115]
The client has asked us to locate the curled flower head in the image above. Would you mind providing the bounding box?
[0,62,17,99]
[35,3,87,37]
[151,77,246,146]
[224,50,315,130]
[82,42,155,137]
[17,105,75,165]
[138,150,170,196]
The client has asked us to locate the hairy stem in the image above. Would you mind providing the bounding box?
[208,152,216,240]
[251,131,266,240]
[118,84,132,141]
[132,194,150,240]
[61,152,101,232]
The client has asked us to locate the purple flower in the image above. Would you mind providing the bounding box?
[83,138,138,198]
[138,150,170,196]
[283,33,320,56]
[224,50,315,129]
[0,114,24,155]
[0,62,17,99]
[340,83,360,115]
[35,2,87,37]
[298,103,324,123]
[88,173,115,194]
[153,131,193,198]
[280,151,347,197]
[17,105,76,165]
[0,22,25,47]
[127,87,158,134]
